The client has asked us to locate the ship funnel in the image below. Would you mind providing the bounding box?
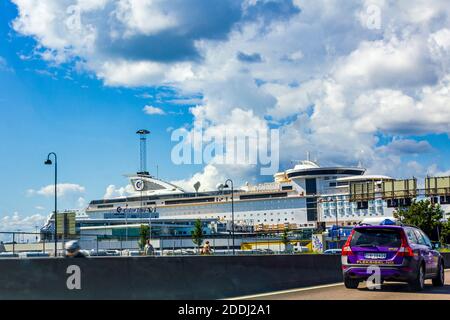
[136,129,150,175]
[193,181,201,193]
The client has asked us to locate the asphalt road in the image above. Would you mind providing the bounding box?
[231,270,450,300]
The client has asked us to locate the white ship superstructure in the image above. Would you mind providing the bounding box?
[79,160,398,233]
[40,157,450,243]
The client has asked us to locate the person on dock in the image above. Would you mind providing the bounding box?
[65,240,86,258]
[201,241,211,255]
[144,240,154,256]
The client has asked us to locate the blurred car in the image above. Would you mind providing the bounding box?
[105,250,120,256]
[19,252,50,258]
[323,249,342,254]
[0,252,18,258]
[341,224,444,291]
[89,249,108,256]
[79,249,91,256]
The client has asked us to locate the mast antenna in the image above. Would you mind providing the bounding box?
[136,129,150,175]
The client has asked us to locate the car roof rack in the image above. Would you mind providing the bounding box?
[357,220,405,226]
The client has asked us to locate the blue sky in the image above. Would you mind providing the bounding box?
[1,0,450,231]
[0,1,201,228]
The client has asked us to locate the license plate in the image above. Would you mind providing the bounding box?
[364,253,386,259]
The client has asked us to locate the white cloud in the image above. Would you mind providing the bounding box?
[113,0,178,37]
[10,0,450,182]
[171,164,226,192]
[0,212,47,233]
[143,105,166,115]
[103,184,136,199]
[334,37,438,89]
[377,139,433,155]
[427,164,450,177]
[77,197,87,208]
[0,56,13,72]
[28,183,85,197]
[171,162,257,192]
[352,77,450,135]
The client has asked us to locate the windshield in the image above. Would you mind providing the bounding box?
[350,228,402,247]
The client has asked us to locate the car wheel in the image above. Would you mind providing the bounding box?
[344,277,359,289]
[409,264,425,291]
[432,261,445,287]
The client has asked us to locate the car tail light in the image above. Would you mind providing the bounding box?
[341,229,355,256]
[397,231,414,257]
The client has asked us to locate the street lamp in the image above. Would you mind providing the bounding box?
[221,179,235,255]
[149,205,156,248]
[328,197,340,248]
[44,152,58,256]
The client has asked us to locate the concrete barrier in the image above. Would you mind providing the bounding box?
[0,254,342,300]
[1,253,448,300]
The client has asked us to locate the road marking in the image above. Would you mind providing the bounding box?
[225,282,344,300]
[226,269,450,300]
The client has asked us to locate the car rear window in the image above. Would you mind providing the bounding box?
[350,228,402,247]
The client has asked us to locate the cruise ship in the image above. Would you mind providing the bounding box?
[40,130,450,242]
[42,159,404,240]
[87,159,394,226]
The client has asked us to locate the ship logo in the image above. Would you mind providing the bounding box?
[134,179,145,191]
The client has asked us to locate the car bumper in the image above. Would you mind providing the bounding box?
[343,265,416,282]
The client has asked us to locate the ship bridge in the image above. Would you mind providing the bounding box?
[285,160,365,179]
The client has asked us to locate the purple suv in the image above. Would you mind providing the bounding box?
[341,225,445,291]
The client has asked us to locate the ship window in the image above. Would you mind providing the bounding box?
[440,196,450,204]
[97,204,114,209]
[305,178,317,195]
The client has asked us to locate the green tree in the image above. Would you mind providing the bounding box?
[138,224,150,250]
[394,199,443,242]
[440,220,450,245]
[191,219,204,252]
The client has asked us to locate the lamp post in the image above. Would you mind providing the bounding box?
[44,152,58,256]
[125,203,129,244]
[328,197,339,248]
[223,179,235,255]
[149,205,156,249]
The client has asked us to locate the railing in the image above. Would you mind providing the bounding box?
[0,230,316,257]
